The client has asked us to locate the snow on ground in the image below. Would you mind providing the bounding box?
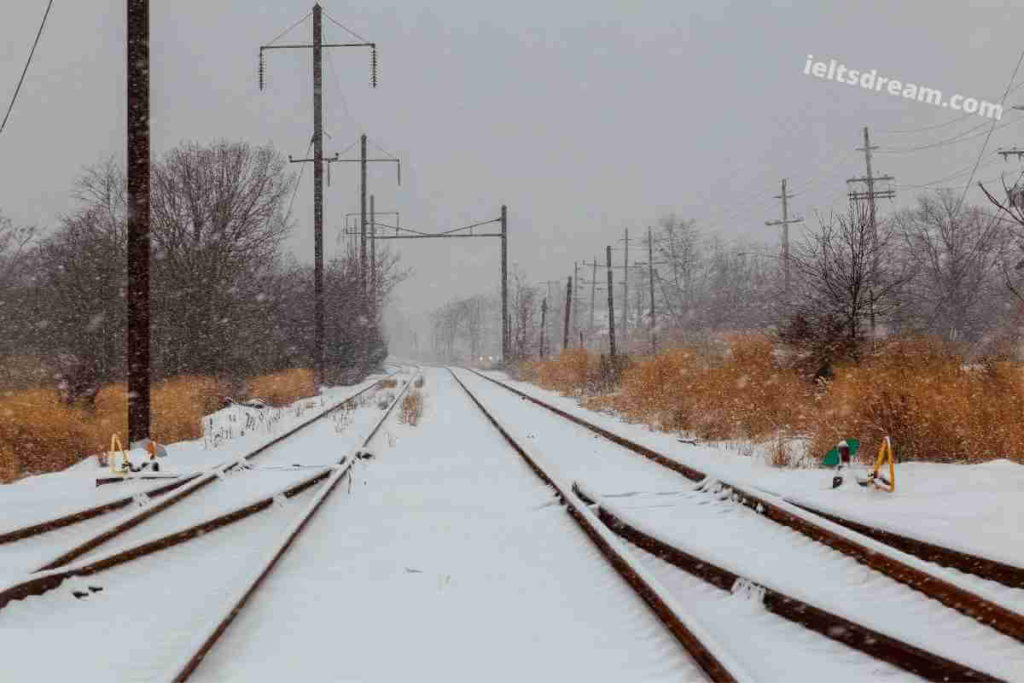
[191,368,704,682]
[460,370,1020,680]
[0,373,393,585]
[0,375,409,680]
[484,370,1024,569]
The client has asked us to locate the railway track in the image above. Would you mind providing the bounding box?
[455,367,1023,681]
[0,369,412,604]
[0,368,418,680]
[0,372,396,588]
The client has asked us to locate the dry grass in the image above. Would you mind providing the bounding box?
[808,338,1024,464]
[521,335,1024,467]
[400,390,423,426]
[0,369,317,483]
[247,369,315,406]
[379,378,398,389]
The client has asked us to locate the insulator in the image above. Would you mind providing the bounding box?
[370,45,378,88]
[258,49,265,91]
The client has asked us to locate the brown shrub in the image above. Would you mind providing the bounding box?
[414,376,425,389]
[379,378,398,389]
[0,370,318,482]
[400,390,423,426]
[808,338,1024,464]
[247,369,315,406]
[603,336,809,441]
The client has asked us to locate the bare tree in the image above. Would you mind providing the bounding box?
[895,190,1008,343]
[654,214,702,328]
[149,141,293,377]
[509,268,539,360]
[784,204,911,363]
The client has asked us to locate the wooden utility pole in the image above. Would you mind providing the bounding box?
[126,0,151,444]
[370,194,376,295]
[501,205,509,364]
[765,178,803,298]
[539,298,547,359]
[589,257,598,335]
[259,3,377,388]
[573,261,581,347]
[606,246,616,359]
[648,226,656,356]
[360,133,368,296]
[620,228,629,346]
[847,126,895,335]
[562,276,572,351]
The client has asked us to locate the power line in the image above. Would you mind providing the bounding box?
[0,0,55,139]
[956,46,1024,213]
[877,79,1024,136]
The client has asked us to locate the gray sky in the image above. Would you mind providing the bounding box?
[3,1,1024,350]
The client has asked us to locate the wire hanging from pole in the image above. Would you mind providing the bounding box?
[1,0,55,139]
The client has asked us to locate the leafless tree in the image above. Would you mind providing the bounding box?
[784,204,912,363]
[509,268,539,360]
[149,141,293,376]
[894,190,1009,343]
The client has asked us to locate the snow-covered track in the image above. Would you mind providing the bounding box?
[0,474,200,545]
[0,463,335,611]
[0,370,406,612]
[787,498,1024,590]
[465,368,1024,647]
[166,371,419,681]
[572,482,997,681]
[448,368,749,683]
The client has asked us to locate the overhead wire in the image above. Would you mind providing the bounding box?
[1,0,55,139]
[956,45,1024,213]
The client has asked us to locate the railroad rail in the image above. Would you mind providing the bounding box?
[448,368,749,682]
[464,368,1024,647]
[168,371,418,681]
[0,369,411,612]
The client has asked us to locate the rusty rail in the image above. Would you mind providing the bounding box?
[19,377,388,573]
[449,368,743,683]
[573,483,998,682]
[464,368,1024,646]
[170,371,419,681]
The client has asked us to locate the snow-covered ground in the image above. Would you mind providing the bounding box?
[191,368,705,681]
[2,363,1022,681]
[484,370,1024,570]
[459,369,1022,680]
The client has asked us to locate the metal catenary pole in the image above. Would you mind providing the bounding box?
[539,298,547,359]
[501,205,509,364]
[562,276,572,351]
[126,0,151,443]
[648,226,656,356]
[606,245,616,359]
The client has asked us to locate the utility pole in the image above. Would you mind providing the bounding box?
[589,257,598,336]
[259,4,377,388]
[501,205,509,364]
[370,194,376,296]
[360,134,368,295]
[126,0,150,444]
[606,246,616,359]
[573,261,581,347]
[648,226,656,356]
[563,276,572,351]
[847,126,895,336]
[765,178,803,298]
[539,298,547,359]
[619,229,630,346]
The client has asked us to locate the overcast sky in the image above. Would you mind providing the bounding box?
[3,1,1024,351]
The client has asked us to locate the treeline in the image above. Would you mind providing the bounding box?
[430,187,1024,367]
[0,140,402,397]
